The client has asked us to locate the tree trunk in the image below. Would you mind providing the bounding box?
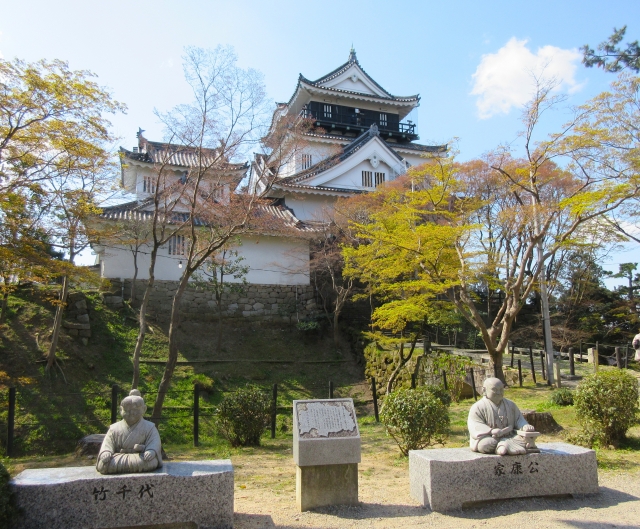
[0,288,9,324]
[132,252,158,389]
[151,275,189,423]
[386,334,419,395]
[490,349,505,383]
[216,294,223,353]
[130,251,138,304]
[46,275,69,371]
[333,309,340,348]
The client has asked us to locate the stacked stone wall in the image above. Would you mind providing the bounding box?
[364,343,424,395]
[104,279,318,323]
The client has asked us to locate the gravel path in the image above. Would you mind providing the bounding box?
[233,459,640,529]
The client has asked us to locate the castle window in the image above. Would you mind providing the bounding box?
[379,113,388,127]
[168,235,185,256]
[362,170,373,188]
[302,154,313,170]
[323,104,332,118]
[143,175,156,193]
[375,172,386,187]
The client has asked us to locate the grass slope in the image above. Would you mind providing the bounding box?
[0,287,364,456]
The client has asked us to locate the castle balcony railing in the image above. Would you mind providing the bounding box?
[300,104,418,142]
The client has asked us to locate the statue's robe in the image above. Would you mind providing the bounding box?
[96,418,162,474]
[468,397,530,455]
[633,333,640,361]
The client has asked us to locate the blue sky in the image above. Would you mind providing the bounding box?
[2,0,640,282]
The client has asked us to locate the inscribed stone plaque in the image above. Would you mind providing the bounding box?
[293,399,360,466]
[296,400,358,438]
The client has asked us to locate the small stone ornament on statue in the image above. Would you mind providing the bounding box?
[96,389,162,474]
[468,377,539,456]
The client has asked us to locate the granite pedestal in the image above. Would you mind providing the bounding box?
[11,460,233,529]
[293,399,360,511]
[410,443,598,512]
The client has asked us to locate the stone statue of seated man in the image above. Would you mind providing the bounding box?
[468,377,535,456]
[96,390,162,474]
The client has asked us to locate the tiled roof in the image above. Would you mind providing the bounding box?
[294,78,419,105]
[302,131,447,152]
[98,201,316,233]
[283,50,419,109]
[120,139,248,172]
[389,142,448,153]
[305,49,418,102]
[282,124,402,185]
[273,181,367,195]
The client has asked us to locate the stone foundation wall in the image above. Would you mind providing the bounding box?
[104,279,318,323]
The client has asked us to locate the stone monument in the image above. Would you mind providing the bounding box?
[11,460,234,529]
[96,389,162,474]
[468,377,538,455]
[293,398,360,511]
[409,376,598,511]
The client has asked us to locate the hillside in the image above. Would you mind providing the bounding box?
[0,286,367,456]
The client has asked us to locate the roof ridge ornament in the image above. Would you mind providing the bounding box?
[349,47,357,63]
[369,123,379,136]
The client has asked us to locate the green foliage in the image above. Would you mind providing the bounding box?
[574,370,640,447]
[296,320,320,333]
[422,383,452,407]
[380,387,450,455]
[216,385,271,447]
[582,26,640,73]
[550,388,574,406]
[431,352,472,402]
[0,460,17,529]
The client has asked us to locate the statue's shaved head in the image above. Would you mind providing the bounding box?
[121,395,145,411]
[483,377,504,391]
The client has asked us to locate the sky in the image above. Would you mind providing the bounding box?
[1,0,639,284]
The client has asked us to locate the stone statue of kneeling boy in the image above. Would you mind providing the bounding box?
[96,390,162,474]
[468,377,535,456]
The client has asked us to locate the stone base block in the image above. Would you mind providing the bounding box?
[410,443,597,512]
[11,460,233,529]
[296,463,358,511]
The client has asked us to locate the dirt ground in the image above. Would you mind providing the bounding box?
[232,448,640,529]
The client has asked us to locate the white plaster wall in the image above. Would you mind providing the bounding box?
[285,194,337,222]
[100,244,185,282]
[395,151,428,167]
[296,142,339,172]
[235,236,309,285]
[99,235,309,286]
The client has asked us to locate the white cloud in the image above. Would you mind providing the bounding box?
[471,38,583,119]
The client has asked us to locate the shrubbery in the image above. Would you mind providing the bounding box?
[431,353,472,402]
[0,461,16,529]
[216,385,271,447]
[574,370,639,447]
[550,387,574,406]
[381,386,450,455]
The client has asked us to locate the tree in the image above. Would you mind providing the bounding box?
[612,263,639,303]
[148,46,305,422]
[341,162,463,392]
[309,222,354,348]
[0,189,59,324]
[0,57,124,369]
[582,26,640,73]
[192,243,248,352]
[125,141,198,390]
[344,79,640,381]
[0,58,124,193]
